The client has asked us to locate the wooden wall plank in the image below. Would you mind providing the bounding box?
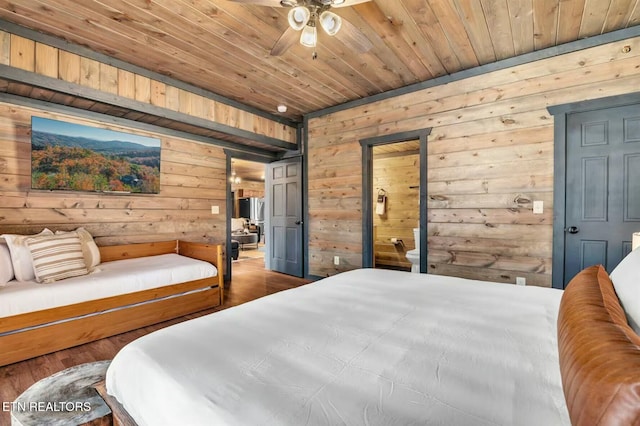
[80,57,100,90]
[58,51,81,84]
[0,31,9,65]
[99,63,118,95]
[9,35,35,72]
[134,74,151,104]
[34,43,58,78]
[150,80,166,108]
[164,85,180,111]
[117,69,136,99]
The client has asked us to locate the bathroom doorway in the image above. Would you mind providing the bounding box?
[372,142,421,272]
[360,129,430,274]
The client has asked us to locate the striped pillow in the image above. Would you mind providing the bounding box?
[26,234,89,283]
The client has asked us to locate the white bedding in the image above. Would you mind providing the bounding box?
[0,254,217,318]
[106,269,569,426]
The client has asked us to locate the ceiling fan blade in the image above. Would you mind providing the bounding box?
[227,0,285,7]
[331,0,372,8]
[335,17,373,53]
[271,27,299,56]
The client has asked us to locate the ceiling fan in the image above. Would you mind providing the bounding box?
[228,0,374,58]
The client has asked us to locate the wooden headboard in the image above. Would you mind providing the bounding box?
[557,265,640,426]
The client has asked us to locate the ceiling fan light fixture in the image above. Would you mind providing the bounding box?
[300,24,317,48]
[331,0,346,5]
[288,6,310,31]
[319,11,342,36]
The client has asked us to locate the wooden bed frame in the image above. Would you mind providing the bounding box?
[0,240,224,367]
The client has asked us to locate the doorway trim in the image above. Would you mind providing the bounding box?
[224,149,273,282]
[547,91,640,289]
[360,129,431,273]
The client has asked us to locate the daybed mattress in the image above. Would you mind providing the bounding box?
[106,268,569,426]
[0,253,217,318]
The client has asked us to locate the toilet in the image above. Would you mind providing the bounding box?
[406,228,420,273]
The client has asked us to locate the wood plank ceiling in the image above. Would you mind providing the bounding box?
[0,0,639,122]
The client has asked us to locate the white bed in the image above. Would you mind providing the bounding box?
[0,253,217,318]
[106,268,569,426]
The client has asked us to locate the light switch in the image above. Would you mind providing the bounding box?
[211,205,220,214]
[533,200,543,214]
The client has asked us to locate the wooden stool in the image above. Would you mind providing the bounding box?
[11,360,111,426]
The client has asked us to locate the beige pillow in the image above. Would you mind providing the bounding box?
[55,228,101,271]
[0,241,13,286]
[2,229,54,281]
[26,233,89,283]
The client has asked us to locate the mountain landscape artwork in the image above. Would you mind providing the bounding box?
[31,117,161,194]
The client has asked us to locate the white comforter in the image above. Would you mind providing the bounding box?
[0,254,217,318]
[107,269,569,426]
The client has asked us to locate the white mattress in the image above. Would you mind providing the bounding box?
[106,269,570,426]
[0,254,217,318]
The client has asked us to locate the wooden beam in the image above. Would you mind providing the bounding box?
[0,63,293,150]
[0,91,280,159]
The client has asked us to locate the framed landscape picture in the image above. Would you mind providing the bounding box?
[31,117,161,194]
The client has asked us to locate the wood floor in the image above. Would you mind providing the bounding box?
[0,258,310,425]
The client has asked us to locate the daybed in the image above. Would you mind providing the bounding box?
[103,249,640,425]
[0,239,224,367]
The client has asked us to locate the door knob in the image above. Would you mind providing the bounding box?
[566,226,579,234]
[295,220,303,225]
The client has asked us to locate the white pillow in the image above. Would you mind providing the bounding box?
[27,233,89,283]
[231,218,246,233]
[55,228,101,271]
[610,247,640,335]
[2,229,54,282]
[0,241,13,286]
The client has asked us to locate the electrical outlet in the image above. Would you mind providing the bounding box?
[533,200,543,214]
[210,205,220,214]
[516,277,526,286]
[333,256,340,266]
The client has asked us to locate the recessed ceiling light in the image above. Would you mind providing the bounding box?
[277,104,287,113]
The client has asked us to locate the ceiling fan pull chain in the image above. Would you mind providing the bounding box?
[312,50,318,60]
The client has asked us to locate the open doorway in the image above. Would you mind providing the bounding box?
[372,142,421,272]
[360,129,430,273]
[229,158,266,268]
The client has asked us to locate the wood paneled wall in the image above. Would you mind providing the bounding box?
[373,152,419,270]
[232,180,265,198]
[0,30,296,143]
[0,102,226,248]
[307,35,640,286]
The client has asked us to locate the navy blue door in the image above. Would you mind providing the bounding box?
[564,104,640,284]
